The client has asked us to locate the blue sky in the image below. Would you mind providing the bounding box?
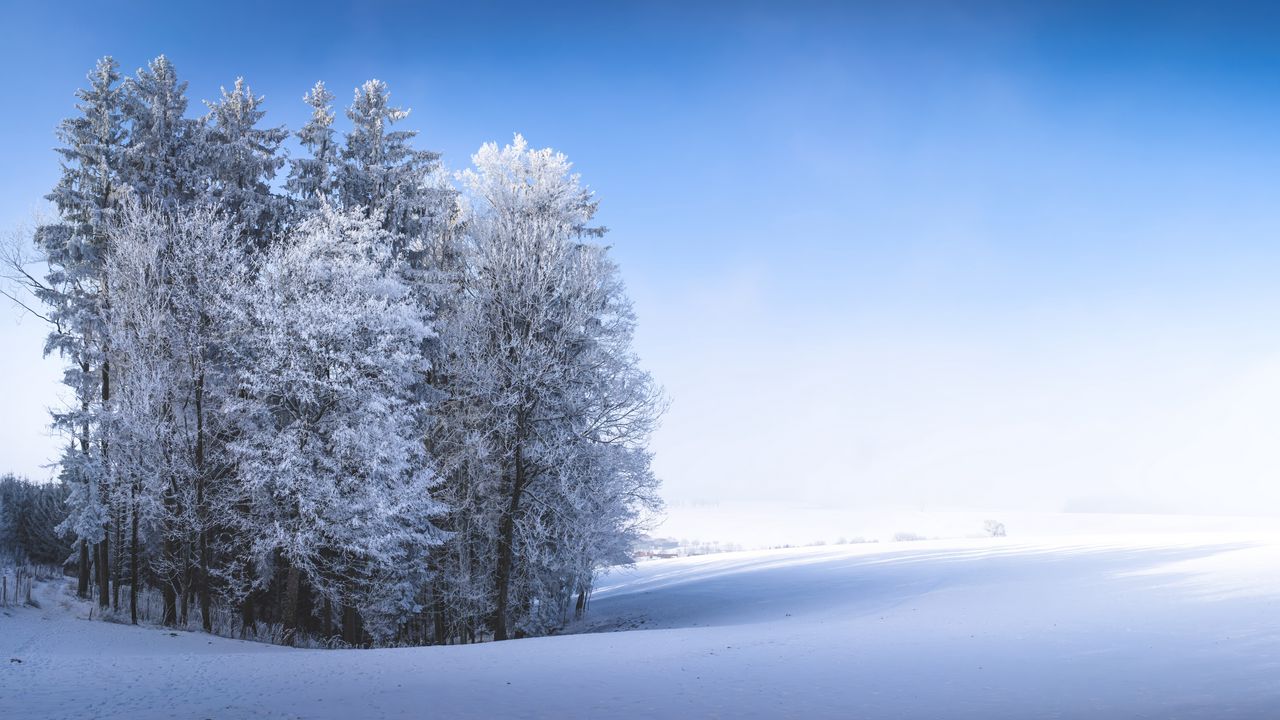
[5,1,1280,514]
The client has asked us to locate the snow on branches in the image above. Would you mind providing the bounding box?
[7,56,662,646]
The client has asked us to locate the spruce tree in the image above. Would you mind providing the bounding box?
[287,81,339,211]
[38,56,128,603]
[339,79,447,257]
[201,77,289,246]
[121,55,198,209]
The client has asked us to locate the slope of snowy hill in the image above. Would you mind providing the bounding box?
[4,532,1280,719]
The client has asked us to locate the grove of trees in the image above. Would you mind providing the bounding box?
[0,474,73,567]
[1,55,662,646]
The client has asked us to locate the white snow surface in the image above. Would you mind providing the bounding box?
[5,530,1280,718]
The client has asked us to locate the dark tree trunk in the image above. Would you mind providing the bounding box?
[241,589,256,638]
[76,357,92,602]
[282,565,300,646]
[129,496,139,625]
[492,444,526,642]
[198,530,211,633]
[97,357,110,609]
[493,508,517,641]
[95,538,109,609]
[112,507,123,611]
[323,597,333,640]
[77,540,90,599]
[162,572,178,627]
[179,546,191,626]
[342,604,362,646]
[432,590,447,645]
[194,371,212,633]
[162,526,178,626]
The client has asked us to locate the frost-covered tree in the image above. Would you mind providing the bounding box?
[105,199,251,628]
[31,56,128,604]
[15,61,663,647]
[47,57,127,247]
[338,79,450,258]
[46,54,209,612]
[0,474,72,566]
[286,81,339,211]
[438,136,662,640]
[229,206,444,643]
[200,78,289,246]
[121,56,199,210]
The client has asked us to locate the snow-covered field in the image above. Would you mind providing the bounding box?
[5,529,1280,718]
[655,501,1280,549]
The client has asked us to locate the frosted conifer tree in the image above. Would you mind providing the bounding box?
[200,78,289,246]
[121,56,199,209]
[33,56,128,604]
[339,79,450,258]
[287,81,339,211]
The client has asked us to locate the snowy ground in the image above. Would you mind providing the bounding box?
[4,529,1280,718]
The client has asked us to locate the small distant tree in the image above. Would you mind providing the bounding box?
[984,519,1007,538]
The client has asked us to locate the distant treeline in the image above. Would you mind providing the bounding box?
[0,474,71,566]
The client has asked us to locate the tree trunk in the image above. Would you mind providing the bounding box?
[241,590,256,638]
[162,527,178,626]
[112,507,123,611]
[432,590,447,645]
[77,540,90,599]
[198,529,211,633]
[162,572,178,627]
[129,496,139,625]
[180,577,189,626]
[75,355,93,602]
[97,357,111,609]
[282,565,300,646]
[342,604,362,646]
[194,371,212,633]
[95,538,109,609]
[493,445,526,642]
[493,508,517,641]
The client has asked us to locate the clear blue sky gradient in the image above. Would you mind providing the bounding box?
[5,1,1280,513]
